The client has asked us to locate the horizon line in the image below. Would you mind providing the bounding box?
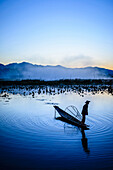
[0,61,113,71]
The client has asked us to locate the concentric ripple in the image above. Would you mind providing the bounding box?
[0,92,113,169]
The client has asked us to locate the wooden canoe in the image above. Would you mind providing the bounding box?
[54,106,89,129]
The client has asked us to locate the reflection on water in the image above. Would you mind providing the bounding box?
[56,116,90,154]
[0,85,113,169]
[81,129,90,154]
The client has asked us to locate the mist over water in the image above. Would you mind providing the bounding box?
[0,86,113,169]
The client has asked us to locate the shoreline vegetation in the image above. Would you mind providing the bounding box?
[0,79,112,96]
[0,79,113,86]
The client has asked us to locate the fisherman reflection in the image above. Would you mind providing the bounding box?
[81,129,90,154]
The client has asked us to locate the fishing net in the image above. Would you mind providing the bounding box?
[65,105,82,121]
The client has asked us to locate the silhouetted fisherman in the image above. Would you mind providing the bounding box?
[81,100,90,124]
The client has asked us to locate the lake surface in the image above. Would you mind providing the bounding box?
[0,86,113,169]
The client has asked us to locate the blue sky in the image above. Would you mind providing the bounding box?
[0,0,113,69]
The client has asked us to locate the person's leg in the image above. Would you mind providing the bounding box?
[82,115,84,124]
[82,115,85,124]
[83,115,85,124]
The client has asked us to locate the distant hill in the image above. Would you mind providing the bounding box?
[0,62,113,80]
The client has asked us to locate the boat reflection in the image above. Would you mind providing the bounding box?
[55,117,90,154]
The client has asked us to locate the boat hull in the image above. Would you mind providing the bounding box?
[54,106,89,129]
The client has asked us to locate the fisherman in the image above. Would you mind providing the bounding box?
[81,100,90,125]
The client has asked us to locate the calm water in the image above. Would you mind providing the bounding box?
[0,86,113,169]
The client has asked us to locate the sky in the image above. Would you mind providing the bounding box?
[0,0,113,69]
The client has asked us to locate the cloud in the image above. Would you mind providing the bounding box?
[25,54,57,65]
[61,55,95,67]
[11,53,96,68]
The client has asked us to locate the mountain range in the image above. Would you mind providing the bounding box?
[0,62,113,80]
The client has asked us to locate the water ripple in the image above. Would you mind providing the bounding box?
[0,93,113,169]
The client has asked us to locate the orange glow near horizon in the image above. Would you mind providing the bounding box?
[1,61,113,70]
